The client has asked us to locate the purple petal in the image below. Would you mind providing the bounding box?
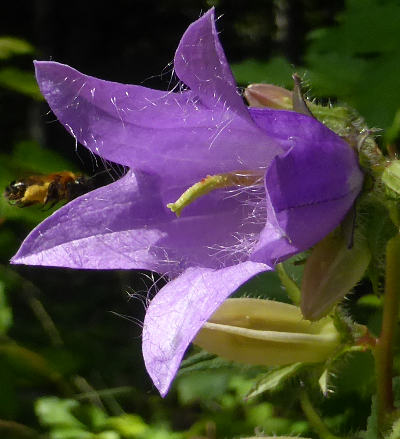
[174,8,250,120]
[142,261,271,396]
[34,59,280,188]
[249,107,344,152]
[11,171,265,271]
[251,127,364,265]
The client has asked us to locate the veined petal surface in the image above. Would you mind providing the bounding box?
[142,261,271,396]
[11,171,265,271]
[251,116,364,265]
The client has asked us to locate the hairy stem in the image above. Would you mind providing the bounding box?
[374,233,400,431]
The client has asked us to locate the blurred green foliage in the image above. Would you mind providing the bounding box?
[0,67,43,100]
[0,36,41,99]
[0,37,34,59]
[233,0,400,133]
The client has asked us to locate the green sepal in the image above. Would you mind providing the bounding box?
[245,363,304,400]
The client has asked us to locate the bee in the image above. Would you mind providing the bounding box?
[4,171,94,208]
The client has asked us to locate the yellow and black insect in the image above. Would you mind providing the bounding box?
[4,171,94,208]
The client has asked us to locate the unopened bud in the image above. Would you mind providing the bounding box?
[244,83,293,110]
[301,233,371,321]
[194,298,341,366]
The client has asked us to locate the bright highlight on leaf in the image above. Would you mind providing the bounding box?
[0,36,34,59]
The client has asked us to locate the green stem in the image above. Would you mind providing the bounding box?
[374,233,400,431]
[276,263,301,305]
[299,389,344,439]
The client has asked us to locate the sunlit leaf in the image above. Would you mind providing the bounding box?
[232,57,303,87]
[305,0,400,128]
[35,397,84,429]
[176,370,230,404]
[0,67,43,99]
[107,414,148,437]
[0,36,34,59]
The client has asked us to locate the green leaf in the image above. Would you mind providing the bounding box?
[245,402,274,424]
[11,140,79,174]
[0,67,43,99]
[232,57,303,87]
[96,432,120,439]
[382,161,400,196]
[241,437,310,439]
[35,397,84,429]
[75,405,108,431]
[136,427,184,439]
[389,416,400,439]
[179,352,238,376]
[246,363,304,400]
[357,294,383,308]
[304,0,400,128]
[0,36,34,59]
[393,376,400,409]
[107,414,148,437]
[360,397,378,439]
[385,108,400,144]
[179,350,216,369]
[49,428,92,439]
[176,370,230,404]
[233,269,291,303]
[333,351,375,397]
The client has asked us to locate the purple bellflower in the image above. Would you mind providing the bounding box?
[11,9,363,396]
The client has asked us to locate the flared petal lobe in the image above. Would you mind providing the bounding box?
[174,8,250,120]
[249,109,363,265]
[34,60,281,188]
[142,262,270,396]
[11,171,265,271]
[33,10,284,189]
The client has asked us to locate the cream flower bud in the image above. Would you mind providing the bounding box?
[244,83,293,109]
[194,298,341,366]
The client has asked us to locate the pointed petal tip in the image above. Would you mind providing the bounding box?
[142,262,271,396]
[174,6,248,118]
